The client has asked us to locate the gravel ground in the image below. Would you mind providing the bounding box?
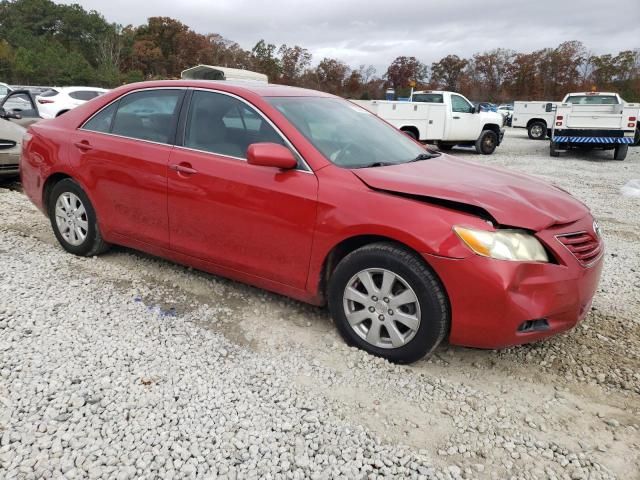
[0,128,639,480]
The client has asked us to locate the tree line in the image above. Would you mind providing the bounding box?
[0,0,638,102]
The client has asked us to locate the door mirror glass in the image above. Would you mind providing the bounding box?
[247,143,297,169]
[545,103,553,112]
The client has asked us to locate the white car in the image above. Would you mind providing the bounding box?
[36,87,108,119]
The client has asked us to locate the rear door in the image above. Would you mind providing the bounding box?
[70,88,185,248]
[167,89,318,288]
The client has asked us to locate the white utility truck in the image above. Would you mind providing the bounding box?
[512,100,561,139]
[352,91,505,154]
[548,92,638,160]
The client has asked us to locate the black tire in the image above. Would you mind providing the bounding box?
[402,129,418,140]
[613,144,628,161]
[527,121,547,140]
[328,242,449,363]
[550,141,560,157]
[475,130,498,155]
[437,142,454,151]
[48,178,109,256]
[632,128,640,147]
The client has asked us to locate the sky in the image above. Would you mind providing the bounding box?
[58,0,640,73]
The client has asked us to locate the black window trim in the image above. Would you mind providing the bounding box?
[79,87,188,147]
[175,87,313,173]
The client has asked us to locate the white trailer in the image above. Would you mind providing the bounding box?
[549,92,638,160]
[353,91,505,155]
[511,101,560,140]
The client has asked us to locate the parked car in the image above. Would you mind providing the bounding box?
[36,86,108,118]
[0,108,26,178]
[353,91,505,154]
[21,80,604,363]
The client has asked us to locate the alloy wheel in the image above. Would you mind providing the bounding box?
[55,192,88,246]
[342,268,421,349]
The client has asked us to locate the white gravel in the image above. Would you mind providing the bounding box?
[0,128,639,479]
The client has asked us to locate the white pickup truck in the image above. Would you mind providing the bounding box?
[352,91,505,154]
[512,101,560,140]
[548,92,638,160]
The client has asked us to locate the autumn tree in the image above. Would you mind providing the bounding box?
[278,45,311,86]
[314,57,350,95]
[385,56,428,92]
[251,39,281,82]
[430,55,468,91]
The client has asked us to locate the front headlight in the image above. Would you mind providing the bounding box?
[453,226,549,262]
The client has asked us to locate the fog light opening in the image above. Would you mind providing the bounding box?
[517,319,550,333]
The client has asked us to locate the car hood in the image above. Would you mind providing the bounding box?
[352,155,587,231]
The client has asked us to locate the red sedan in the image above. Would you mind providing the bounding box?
[20,81,604,363]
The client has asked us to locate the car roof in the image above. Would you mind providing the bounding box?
[115,80,336,98]
[53,86,109,93]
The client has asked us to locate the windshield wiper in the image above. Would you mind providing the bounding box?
[354,161,395,168]
[409,152,440,162]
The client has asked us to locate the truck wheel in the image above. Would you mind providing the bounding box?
[633,128,640,147]
[613,144,628,161]
[550,141,560,157]
[527,121,546,140]
[437,142,453,151]
[475,130,497,155]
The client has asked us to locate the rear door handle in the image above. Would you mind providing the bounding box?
[74,141,92,151]
[170,163,198,175]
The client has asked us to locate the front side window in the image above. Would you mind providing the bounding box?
[184,90,285,159]
[267,97,434,168]
[451,94,473,113]
[111,89,183,144]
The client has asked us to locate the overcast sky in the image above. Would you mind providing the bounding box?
[59,0,639,73]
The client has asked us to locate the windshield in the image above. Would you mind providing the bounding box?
[266,97,432,168]
[565,95,618,105]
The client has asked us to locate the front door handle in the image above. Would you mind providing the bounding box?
[170,163,198,175]
[74,140,92,151]
[452,116,461,119]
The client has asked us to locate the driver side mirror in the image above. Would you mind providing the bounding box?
[473,104,481,114]
[545,103,553,113]
[247,143,298,170]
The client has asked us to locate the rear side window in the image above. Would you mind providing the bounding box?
[69,91,100,101]
[83,102,118,133]
[39,89,59,98]
[111,90,183,144]
[184,90,285,159]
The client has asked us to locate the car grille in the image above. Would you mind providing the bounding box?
[556,231,602,266]
[0,164,19,172]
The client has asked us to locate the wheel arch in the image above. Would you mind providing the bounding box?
[42,172,73,216]
[526,118,547,128]
[55,110,70,117]
[316,234,447,306]
[481,123,501,136]
[399,125,420,140]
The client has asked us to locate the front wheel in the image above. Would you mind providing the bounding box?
[48,178,110,256]
[328,243,449,363]
[613,144,628,161]
[475,130,498,155]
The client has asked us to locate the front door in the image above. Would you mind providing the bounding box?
[448,94,478,141]
[167,90,318,289]
[0,90,41,127]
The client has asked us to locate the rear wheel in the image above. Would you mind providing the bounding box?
[527,121,546,140]
[550,141,560,157]
[401,129,418,140]
[328,242,449,363]
[475,130,498,154]
[613,144,628,161]
[48,178,109,256]
[632,127,640,147]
